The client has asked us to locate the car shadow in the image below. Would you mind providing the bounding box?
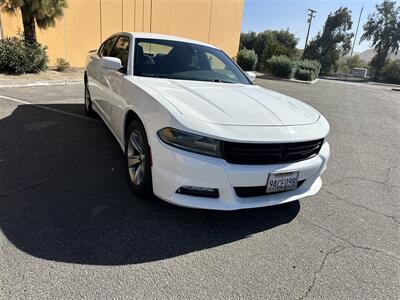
[0,103,299,265]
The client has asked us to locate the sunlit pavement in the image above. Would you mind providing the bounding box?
[0,79,399,299]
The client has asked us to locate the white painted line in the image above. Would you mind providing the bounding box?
[0,80,82,88]
[0,94,100,123]
[318,78,397,90]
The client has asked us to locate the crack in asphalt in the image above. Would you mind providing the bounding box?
[295,216,399,300]
[299,216,399,260]
[332,130,400,146]
[322,164,400,225]
[327,165,399,188]
[328,176,392,187]
[296,245,347,300]
[0,156,120,198]
[0,179,50,197]
[383,165,398,184]
[275,197,399,300]
[322,188,400,226]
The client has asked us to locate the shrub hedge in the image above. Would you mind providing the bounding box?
[266,55,294,78]
[236,48,258,71]
[294,59,321,81]
[264,55,321,81]
[0,37,48,74]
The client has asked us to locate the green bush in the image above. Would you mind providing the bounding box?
[381,60,400,84]
[266,55,294,78]
[294,59,321,81]
[0,37,48,74]
[56,58,70,72]
[294,68,314,81]
[236,48,258,71]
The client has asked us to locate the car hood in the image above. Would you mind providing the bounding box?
[139,78,320,126]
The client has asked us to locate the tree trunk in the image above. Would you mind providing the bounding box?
[373,49,388,80]
[20,6,36,44]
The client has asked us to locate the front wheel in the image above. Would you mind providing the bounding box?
[125,120,153,196]
[84,80,95,117]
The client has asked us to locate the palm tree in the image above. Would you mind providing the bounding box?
[0,0,67,44]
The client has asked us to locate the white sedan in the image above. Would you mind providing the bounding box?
[84,32,330,210]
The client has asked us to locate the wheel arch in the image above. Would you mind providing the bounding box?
[124,110,147,146]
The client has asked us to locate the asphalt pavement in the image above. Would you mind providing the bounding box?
[0,79,398,299]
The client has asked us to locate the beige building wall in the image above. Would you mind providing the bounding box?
[0,0,244,67]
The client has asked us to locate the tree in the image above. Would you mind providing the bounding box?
[0,0,67,44]
[346,54,367,70]
[303,7,354,74]
[252,30,298,69]
[240,31,257,50]
[360,0,400,79]
[239,30,299,70]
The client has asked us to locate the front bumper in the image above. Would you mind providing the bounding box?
[151,138,330,210]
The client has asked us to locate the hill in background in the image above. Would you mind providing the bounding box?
[355,48,400,62]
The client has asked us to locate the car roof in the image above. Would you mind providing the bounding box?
[109,32,219,49]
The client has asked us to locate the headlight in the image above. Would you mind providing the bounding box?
[158,128,222,158]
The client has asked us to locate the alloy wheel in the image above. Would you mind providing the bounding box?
[127,130,146,186]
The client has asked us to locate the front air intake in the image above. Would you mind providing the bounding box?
[223,139,324,165]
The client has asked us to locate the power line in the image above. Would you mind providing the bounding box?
[304,9,317,50]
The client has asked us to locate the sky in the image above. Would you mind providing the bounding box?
[241,0,384,53]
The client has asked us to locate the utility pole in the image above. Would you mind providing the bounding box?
[304,9,317,50]
[350,4,364,60]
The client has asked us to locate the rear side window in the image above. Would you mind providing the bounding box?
[98,37,118,57]
[109,36,130,68]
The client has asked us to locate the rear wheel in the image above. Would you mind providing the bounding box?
[125,120,153,196]
[84,79,95,117]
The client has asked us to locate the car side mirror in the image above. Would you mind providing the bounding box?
[246,71,256,82]
[100,56,123,71]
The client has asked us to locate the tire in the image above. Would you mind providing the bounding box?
[125,120,153,196]
[84,79,95,117]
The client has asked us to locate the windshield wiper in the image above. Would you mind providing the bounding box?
[212,79,234,83]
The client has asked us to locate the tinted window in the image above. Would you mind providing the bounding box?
[109,36,130,68]
[206,52,238,82]
[99,37,118,57]
[134,38,251,84]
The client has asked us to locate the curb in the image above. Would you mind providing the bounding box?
[288,78,318,85]
[0,79,82,88]
[318,76,400,89]
[256,74,318,84]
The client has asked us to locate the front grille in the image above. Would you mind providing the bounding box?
[223,139,324,165]
[235,180,306,198]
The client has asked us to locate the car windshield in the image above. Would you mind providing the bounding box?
[134,38,251,84]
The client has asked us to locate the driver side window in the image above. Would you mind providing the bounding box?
[99,37,118,57]
[109,36,130,69]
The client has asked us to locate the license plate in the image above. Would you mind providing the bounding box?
[266,171,299,194]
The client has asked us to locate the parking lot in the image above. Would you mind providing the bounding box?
[0,79,399,299]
